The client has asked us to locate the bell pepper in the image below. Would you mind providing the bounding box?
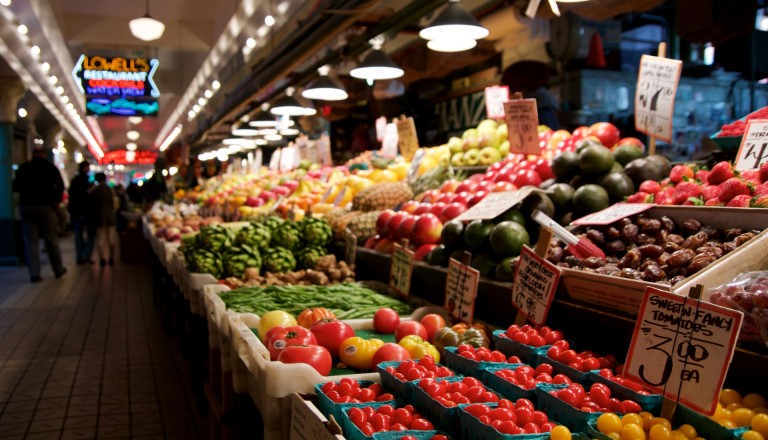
[398,335,440,363]
[339,337,384,370]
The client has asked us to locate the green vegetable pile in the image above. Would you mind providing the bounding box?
[219,283,411,319]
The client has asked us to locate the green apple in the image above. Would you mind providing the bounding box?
[447,136,464,154]
[463,149,480,166]
[477,119,498,136]
[462,136,480,151]
[478,146,502,165]
[450,152,465,167]
[482,133,501,150]
[499,140,510,157]
[495,123,508,146]
[462,128,478,140]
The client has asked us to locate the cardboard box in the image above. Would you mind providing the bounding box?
[290,393,345,440]
[559,206,768,316]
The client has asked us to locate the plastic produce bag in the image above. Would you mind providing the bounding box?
[706,271,768,346]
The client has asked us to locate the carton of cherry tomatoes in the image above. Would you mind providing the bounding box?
[340,401,447,440]
[443,345,523,380]
[586,368,662,414]
[535,340,617,385]
[458,399,558,440]
[377,358,455,402]
[492,324,565,366]
[482,363,568,404]
[316,379,396,423]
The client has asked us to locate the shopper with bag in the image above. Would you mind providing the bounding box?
[89,172,118,266]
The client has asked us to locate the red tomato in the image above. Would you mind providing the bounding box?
[515,406,533,424]
[534,158,554,181]
[419,314,446,342]
[376,404,395,417]
[513,169,542,188]
[489,407,515,422]
[462,377,483,388]
[394,321,428,342]
[370,413,390,431]
[392,408,413,426]
[267,326,317,361]
[390,423,409,432]
[498,420,520,434]
[359,423,374,436]
[276,345,332,376]
[371,343,412,369]
[465,404,490,418]
[523,422,541,434]
[589,122,620,148]
[534,364,553,377]
[310,319,355,357]
[399,436,416,440]
[429,435,449,440]
[348,407,366,426]
[373,308,400,333]
[409,418,434,430]
[357,388,375,402]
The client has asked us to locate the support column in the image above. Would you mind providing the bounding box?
[0,76,26,265]
[35,120,60,162]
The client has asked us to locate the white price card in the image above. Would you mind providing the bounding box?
[332,187,347,207]
[504,99,540,156]
[734,119,768,172]
[389,243,414,298]
[407,149,426,182]
[634,55,683,143]
[396,117,419,161]
[571,203,654,226]
[512,245,561,325]
[381,123,399,158]
[269,148,281,170]
[345,229,357,267]
[376,116,387,142]
[444,258,480,324]
[317,134,332,166]
[623,287,743,415]
[455,188,536,222]
[485,86,510,119]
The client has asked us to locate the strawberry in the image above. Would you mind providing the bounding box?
[705,199,724,206]
[655,187,676,205]
[718,178,751,202]
[673,182,702,204]
[752,195,768,208]
[695,169,709,182]
[638,180,661,195]
[670,164,694,183]
[626,192,652,203]
[701,185,721,201]
[727,194,752,207]
[708,161,734,185]
[741,170,760,182]
[760,162,768,183]
[754,183,768,197]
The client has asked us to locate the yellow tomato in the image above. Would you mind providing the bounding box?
[650,417,672,431]
[649,424,672,440]
[676,424,697,439]
[743,431,766,440]
[398,335,440,362]
[622,414,645,428]
[549,425,571,440]
[720,388,743,406]
[754,414,768,437]
[597,413,623,434]
[257,311,297,340]
[339,337,384,370]
[733,408,756,427]
[744,394,768,410]
[621,423,646,440]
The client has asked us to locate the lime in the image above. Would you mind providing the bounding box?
[548,183,575,207]
[579,144,615,175]
[441,219,464,249]
[646,154,672,176]
[598,172,636,202]
[489,221,530,258]
[495,208,526,226]
[573,184,610,214]
[613,144,644,166]
[426,244,449,267]
[623,157,665,187]
[495,256,517,281]
[551,151,580,180]
[576,137,604,153]
[520,192,555,219]
[470,252,498,278]
[464,219,494,250]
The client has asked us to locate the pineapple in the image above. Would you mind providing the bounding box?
[331,210,362,241]
[346,211,382,244]
[352,182,413,211]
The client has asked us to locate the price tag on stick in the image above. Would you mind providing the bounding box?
[454,188,536,222]
[345,229,357,268]
[485,85,510,119]
[503,98,540,155]
[571,203,653,226]
[634,49,682,145]
[734,119,768,172]
[444,252,480,324]
[396,116,419,161]
[623,285,743,416]
[512,235,559,326]
[389,241,414,298]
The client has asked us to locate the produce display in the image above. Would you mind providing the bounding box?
[546,213,760,285]
[320,379,394,404]
[383,357,455,382]
[711,388,768,435]
[707,271,768,345]
[594,412,696,439]
[345,403,438,436]
[715,105,768,138]
[462,397,558,434]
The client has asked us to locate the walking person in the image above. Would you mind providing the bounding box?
[68,161,95,264]
[12,147,67,282]
[89,173,118,266]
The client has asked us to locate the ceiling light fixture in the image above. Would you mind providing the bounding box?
[280,128,300,136]
[264,133,283,142]
[30,46,40,57]
[419,0,489,41]
[198,97,207,106]
[1,0,12,7]
[231,127,260,137]
[270,87,315,116]
[350,36,404,81]
[254,139,268,146]
[126,130,140,141]
[41,62,50,72]
[212,80,221,90]
[48,75,57,84]
[204,89,213,99]
[18,108,27,118]
[302,65,348,101]
[248,111,278,128]
[426,37,477,52]
[246,37,257,48]
[258,128,278,135]
[129,0,166,42]
[265,15,275,27]
[17,24,28,35]
[126,142,138,151]
[222,137,250,145]
[129,116,143,125]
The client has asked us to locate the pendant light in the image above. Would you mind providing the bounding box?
[270,88,316,116]
[419,0,489,42]
[129,0,165,41]
[350,37,403,81]
[427,38,477,52]
[249,104,278,128]
[302,66,348,101]
[231,126,260,137]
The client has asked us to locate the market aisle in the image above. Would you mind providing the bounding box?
[0,239,210,439]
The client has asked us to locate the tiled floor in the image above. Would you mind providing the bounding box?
[0,238,210,439]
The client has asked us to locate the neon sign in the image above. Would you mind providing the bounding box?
[101,149,158,165]
[73,54,160,117]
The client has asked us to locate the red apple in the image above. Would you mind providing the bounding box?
[374,238,395,254]
[245,196,264,207]
[258,190,275,200]
[514,169,542,188]
[413,204,432,216]
[455,180,478,193]
[489,161,505,172]
[428,202,447,218]
[439,179,460,193]
[589,122,621,148]
[571,126,591,141]
[412,213,443,246]
[417,189,439,203]
[453,192,472,206]
[386,212,410,240]
[400,201,421,214]
[468,173,485,182]
[557,137,576,152]
[483,170,497,181]
[493,181,517,192]
[398,215,417,242]
[376,209,396,236]
[468,191,488,207]
[364,234,381,249]
[439,203,467,223]
[615,137,646,152]
[414,244,438,262]
[476,180,495,193]
[436,193,455,204]
[272,185,291,196]
[282,180,299,191]
[534,158,554,181]
[538,130,553,144]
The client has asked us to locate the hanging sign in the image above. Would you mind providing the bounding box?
[444,256,480,323]
[485,86,510,119]
[100,149,157,165]
[389,243,414,298]
[571,203,654,226]
[396,116,419,161]
[623,287,743,415]
[634,55,683,143]
[503,99,540,155]
[511,245,561,325]
[455,188,536,222]
[734,119,768,172]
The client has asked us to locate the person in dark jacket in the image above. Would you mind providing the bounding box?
[88,172,117,266]
[68,161,95,264]
[12,147,67,282]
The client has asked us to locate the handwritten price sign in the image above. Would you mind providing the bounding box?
[345,229,357,267]
[734,119,768,172]
[512,246,561,325]
[389,243,414,298]
[623,287,743,415]
[455,188,536,222]
[504,99,540,155]
[634,55,682,143]
[396,117,419,161]
[485,86,510,119]
[571,203,653,226]
[444,258,480,323]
